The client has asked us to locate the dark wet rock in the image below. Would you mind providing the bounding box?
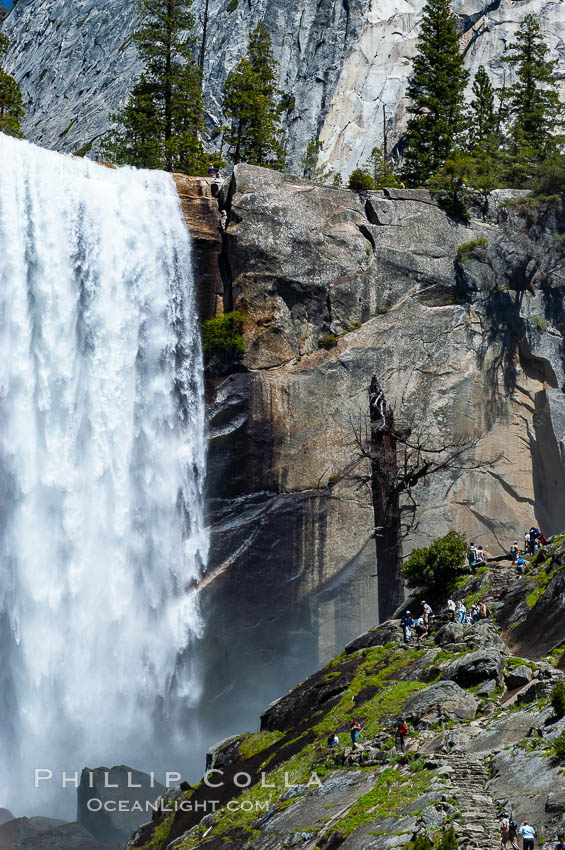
[345,621,400,653]
[206,736,243,771]
[260,656,362,732]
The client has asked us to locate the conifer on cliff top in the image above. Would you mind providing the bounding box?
[401,0,468,186]
[0,33,25,139]
[102,0,208,174]
[223,24,286,168]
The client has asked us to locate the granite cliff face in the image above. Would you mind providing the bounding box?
[181,165,565,756]
[3,0,565,175]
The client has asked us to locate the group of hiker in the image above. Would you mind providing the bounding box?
[510,526,550,574]
[500,816,564,850]
[447,597,489,624]
[400,595,489,644]
[326,716,408,752]
[400,601,433,644]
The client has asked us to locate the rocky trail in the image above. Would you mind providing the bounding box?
[128,538,565,850]
[434,754,501,850]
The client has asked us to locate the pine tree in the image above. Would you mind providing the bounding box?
[469,66,499,151]
[401,0,469,186]
[501,14,563,162]
[223,24,285,168]
[467,66,501,210]
[367,147,400,188]
[102,0,207,174]
[0,33,25,138]
[301,139,323,179]
[428,151,473,221]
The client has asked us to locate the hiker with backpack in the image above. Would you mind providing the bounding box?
[510,541,520,565]
[414,616,428,645]
[394,717,408,752]
[554,835,565,850]
[501,815,519,850]
[446,598,456,621]
[518,821,536,850]
[400,611,414,643]
[456,601,466,623]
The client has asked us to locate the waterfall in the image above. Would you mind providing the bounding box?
[0,133,209,817]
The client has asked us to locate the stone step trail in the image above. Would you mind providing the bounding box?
[434,753,501,850]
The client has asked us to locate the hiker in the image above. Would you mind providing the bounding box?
[539,533,549,547]
[510,541,520,565]
[468,542,479,566]
[554,834,565,850]
[456,601,466,623]
[350,719,361,746]
[509,818,519,850]
[327,732,339,748]
[207,164,216,177]
[414,616,428,645]
[447,598,456,621]
[476,545,487,564]
[394,717,408,752]
[524,531,531,554]
[400,611,413,643]
[501,816,519,850]
[479,601,488,619]
[516,556,527,575]
[518,821,536,850]
[422,600,433,627]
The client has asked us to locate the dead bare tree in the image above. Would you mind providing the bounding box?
[198,0,210,75]
[346,375,491,621]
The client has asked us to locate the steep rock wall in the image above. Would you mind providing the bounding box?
[4,0,565,175]
[180,165,565,749]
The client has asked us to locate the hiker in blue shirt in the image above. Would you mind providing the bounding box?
[400,611,413,643]
[554,834,565,850]
[518,821,536,850]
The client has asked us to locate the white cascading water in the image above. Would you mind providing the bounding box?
[0,133,209,817]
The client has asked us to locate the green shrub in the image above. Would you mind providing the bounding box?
[318,333,338,349]
[456,237,489,263]
[532,155,565,196]
[402,531,468,592]
[227,0,238,11]
[530,315,548,333]
[201,311,246,373]
[348,169,374,191]
[551,681,565,718]
[435,827,458,850]
[409,834,433,850]
[553,730,565,760]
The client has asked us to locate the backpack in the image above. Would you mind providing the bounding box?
[397,723,408,736]
[509,820,518,829]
